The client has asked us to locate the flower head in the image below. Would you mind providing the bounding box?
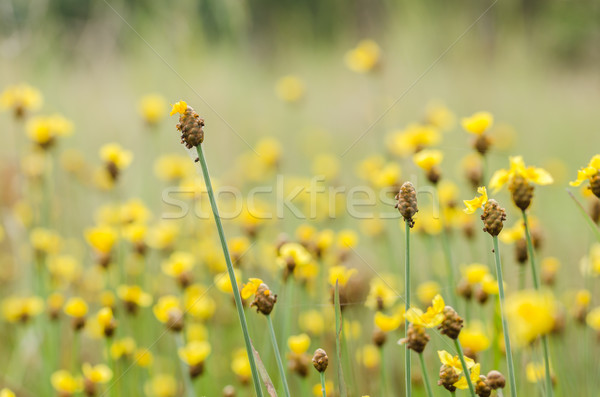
[344,40,381,73]
[1,296,44,323]
[51,370,83,396]
[82,363,113,384]
[288,333,311,354]
[463,187,488,214]
[170,100,188,116]
[405,294,445,328]
[437,350,475,374]
[139,94,167,125]
[374,311,403,332]
[276,75,305,103]
[453,363,481,390]
[505,289,557,345]
[570,154,600,198]
[178,340,211,366]
[461,112,493,135]
[489,156,553,193]
[1,83,43,117]
[328,266,357,287]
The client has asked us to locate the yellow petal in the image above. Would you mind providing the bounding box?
[432,294,445,312]
[169,101,188,116]
[489,169,510,192]
[437,350,453,366]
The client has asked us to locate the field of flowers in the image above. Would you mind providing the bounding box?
[1,3,600,397]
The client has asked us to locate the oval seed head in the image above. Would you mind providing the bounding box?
[473,134,492,156]
[589,199,600,224]
[438,306,463,340]
[509,174,534,211]
[250,283,277,315]
[399,324,430,353]
[175,104,205,149]
[481,199,506,236]
[515,238,528,265]
[312,348,328,373]
[486,370,506,390]
[372,328,387,347]
[438,364,459,392]
[395,182,418,228]
[475,376,492,397]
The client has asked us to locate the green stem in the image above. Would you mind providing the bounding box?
[319,371,327,397]
[174,333,196,397]
[440,218,457,307]
[522,210,553,397]
[454,339,477,397]
[567,189,600,242]
[195,144,264,397]
[418,353,434,397]
[266,314,291,397]
[405,220,412,397]
[380,347,388,396]
[492,236,518,397]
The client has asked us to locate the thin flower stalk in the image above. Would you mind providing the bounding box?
[405,220,412,397]
[266,314,291,397]
[418,353,434,397]
[453,339,476,397]
[319,372,327,397]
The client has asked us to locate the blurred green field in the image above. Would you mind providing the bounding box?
[1,1,600,396]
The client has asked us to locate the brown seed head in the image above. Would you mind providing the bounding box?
[474,285,489,305]
[481,199,506,236]
[176,106,205,149]
[590,172,600,198]
[427,167,441,185]
[312,348,328,372]
[486,370,506,390]
[167,309,184,332]
[288,352,310,377]
[438,306,463,340]
[400,324,430,353]
[515,238,528,265]
[473,134,492,156]
[190,362,205,379]
[250,283,277,315]
[373,328,387,347]
[475,376,492,397]
[590,198,600,224]
[395,182,418,227]
[438,364,459,392]
[509,174,534,211]
[457,279,473,300]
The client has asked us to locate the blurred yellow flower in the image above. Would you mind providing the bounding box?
[425,100,455,131]
[26,114,73,147]
[386,124,441,157]
[413,149,443,172]
[184,285,216,320]
[0,83,43,117]
[110,337,136,359]
[51,370,83,395]
[134,348,154,367]
[526,362,553,383]
[82,363,113,384]
[570,154,600,190]
[85,226,118,255]
[255,138,282,168]
[312,153,340,180]
[313,380,334,396]
[275,75,305,103]
[0,389,15,397]
[288,333,311,354]
[489,156,553,193]
[2,296,44,323]
[100,143,133,170]
[463,186,488,214]
[328,265,357,287]
[145,374,177,397]
[231,348,251,380]
[30,227,62,254]
[153,295,183,324]
[365,277,398,310]
[374,311,402,332]
[178,340,211,366]
[459,322,491,353]
[162,251,195,278]
[416,281,440,305]
[139,94,167,125]
[460,263,489,284]
[155,154,193,181]
[299,310,325,335]
[345,40,381,73]
[505,289,556,345]
[215,269,241,294]
[117,284,152,309]
[356,345,380,368]
[405,294,445,328]
[461,111,493,135]
[64,297,88,318]
[337,229,359,249]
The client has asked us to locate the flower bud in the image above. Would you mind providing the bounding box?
[399,324,430,353]
[395,182,418,228]
[250,283,277,315]
[509,174,534,211]
[481,199,506,236]
[475,376,492,397]
[438,364,459,392]
[176,106,205,149]
[312,348,328,373]
[438,306,463,340]
[486,370,506,390]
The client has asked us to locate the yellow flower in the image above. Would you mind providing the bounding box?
[374,311,403,332]
[139,94,167,124]
[153,295,183,324]
[373,163,402,188]
[344,320,362,340]
[570,154,600,187]
[100,143,133,170]
[30,227,62,254]
[526,362,553,383]
[365,277,398,310]
[26,114,74,146]
[154,154,193,181]
[499,221,525,244]
[459,322,491,353]
[405,294,445,328]
[231,348,251,380]
[215,270,241,294]
[386,124,441,157]
[481,274,500,295]
[170,100,188,116]
[586,306,600,331]
[541,257,560,277]
[178,340,211,366]
[255,138,282,168]
[1,296,44,322]
[147,221,179,250]
[278,243,312,268]
[187,323,209,342]
[275,75,305,103]
[345,40,381,73]
[48,255,81,284]
[0,389,15,397]
[463,186,488,214]
[299,310,325,336]
[356,345,380,369]
[413,149,443,172]
[117,285,152,308]
[454,363,481,390]
[489,156,553,193]
[134,348,154,368]
[328,266,357,287]
[51,370,83,395]
[110,337,136,360]
[85,226,118,255]
[437,350,475,374]
[288,333,311,354]
[337,229,359,249]
[97,307,115,330]
[145,374,177,397]
[162,251,195,278]
[417,281,441,305]
[0,83,43,116]
[460,263,489,284]
[82,363,113,384]
[241,278,264,300]
[184,285,216,320]
[461,111,493,135]
[64,297,88,318]
[505,290,556,345]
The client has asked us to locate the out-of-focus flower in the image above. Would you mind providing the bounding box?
[328,266,357,287]
[344,40,381,73]
[145,374,177,397]
[82,363,113,384]
[505,290,557,345]
[365,276,398,311]
[51,370,83,396]
[178,340,211,366]
[386,124,440,157]
[0,83,43,117]
[288,333,311,354]
[155,154,193,182]
[374,311,403,332]
[153,295,184,331]
[99,143,133,183]
[417,281,441,305]
[459,322,491,355]
[461,112,493,135]
[139,94,167,125]
[110,337,136,360]
[526,362,554,383]
[489,156,553,193]
[30,227,62,255]
[231,348,251,382]
[312,153,340,180]
[356,345,380,369]
[405,294,445,328]
[570,155,600,198]
[26,114,73,148]
[299,310,325,336]
[117,284,152,313]
[134,348,154,368]
[312,381,334,396]
[276,75,305,103]
[2,296,44,323]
